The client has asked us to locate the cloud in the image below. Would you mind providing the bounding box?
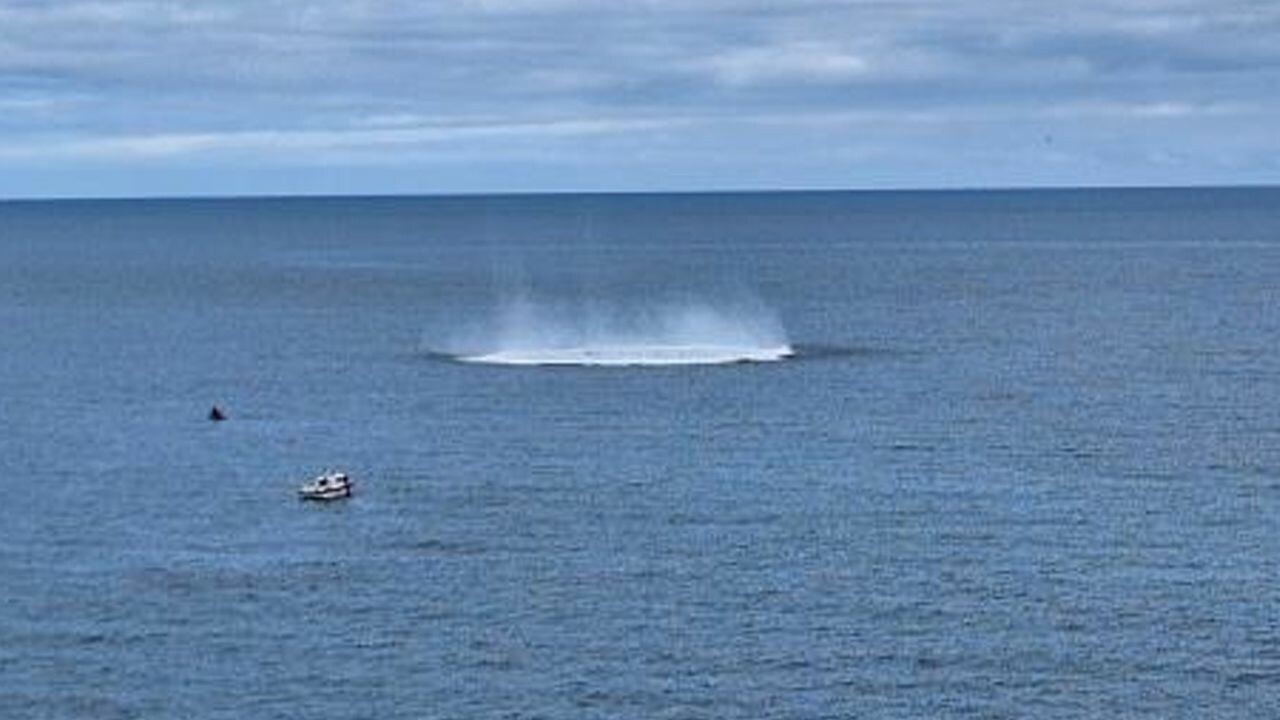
[1042,100,1247,120]
[0,116,693,161]
[0,96,63,112]
[4,2,1275,104]
[0,0,1277,192]
[703,42,870,87]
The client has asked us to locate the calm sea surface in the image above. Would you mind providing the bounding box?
[2,188,1279,718]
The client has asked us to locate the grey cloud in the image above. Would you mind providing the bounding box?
[4,2,1271,101]
[0,0,1276,193]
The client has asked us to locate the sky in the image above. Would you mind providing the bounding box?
[1,0,1278,198]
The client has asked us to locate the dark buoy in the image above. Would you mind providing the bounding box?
[209,405,227,422]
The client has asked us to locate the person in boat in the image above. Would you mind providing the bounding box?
[209,405,227,421]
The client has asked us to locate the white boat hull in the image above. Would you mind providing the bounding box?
[298,486,352,501]
[298,472,354,501]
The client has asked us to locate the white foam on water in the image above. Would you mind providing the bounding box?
[462,343,794,366]
[441,296,792,367]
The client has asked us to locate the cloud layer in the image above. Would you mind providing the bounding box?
[1,0,1277,195]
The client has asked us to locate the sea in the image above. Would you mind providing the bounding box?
[1,188,1279,719]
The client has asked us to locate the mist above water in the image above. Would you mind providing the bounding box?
[437,295,792,366]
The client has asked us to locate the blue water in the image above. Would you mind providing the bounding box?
[2,188,1279,718]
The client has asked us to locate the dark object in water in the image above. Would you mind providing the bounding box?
[209,405,227,422]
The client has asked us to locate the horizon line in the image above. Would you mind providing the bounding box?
[1,182,1277,204]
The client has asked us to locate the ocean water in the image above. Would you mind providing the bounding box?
[2,188,1279,718]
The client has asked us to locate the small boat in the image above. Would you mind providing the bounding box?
[298,471,354,501]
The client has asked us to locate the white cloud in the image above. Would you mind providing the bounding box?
[0,1,230,26]
[0,96,63,112]
[1042,100,1248,120]
[0,116,694,161]
[704,42,870,87]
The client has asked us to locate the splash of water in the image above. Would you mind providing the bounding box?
[441,295,792,366]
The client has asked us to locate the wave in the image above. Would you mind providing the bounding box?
[460,343,794,366]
